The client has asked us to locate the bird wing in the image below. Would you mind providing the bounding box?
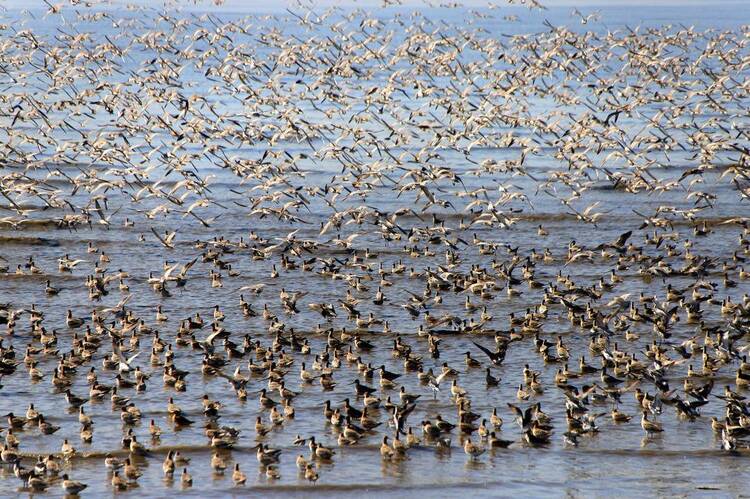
[150,227,171,247]
[434,370,450,386]
[205,328,229,345]
[180,257,198,277]
[472,341,495,359]
[163,262,181,280]
[506,403,522,418]
[613,230,632,248]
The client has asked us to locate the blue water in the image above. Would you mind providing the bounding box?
[0,1,749,498]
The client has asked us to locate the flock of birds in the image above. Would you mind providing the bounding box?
[0,0,750,495]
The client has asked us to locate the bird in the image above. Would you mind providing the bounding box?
[472,341,507,366]
[211,453,227,474]
[304,463,319,483]
[111,471,129,491]
[61,474,88,494]
[641,412,664,435]
[463,438,486,460]
[181,468,193,487]
[232,463,247,485]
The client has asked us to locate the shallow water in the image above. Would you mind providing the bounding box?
[1,1,750,498]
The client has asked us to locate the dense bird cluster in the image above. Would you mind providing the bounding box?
[0,0,750,495]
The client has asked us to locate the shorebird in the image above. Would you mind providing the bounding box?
[61,474,87,494]
[463,438,486,460]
